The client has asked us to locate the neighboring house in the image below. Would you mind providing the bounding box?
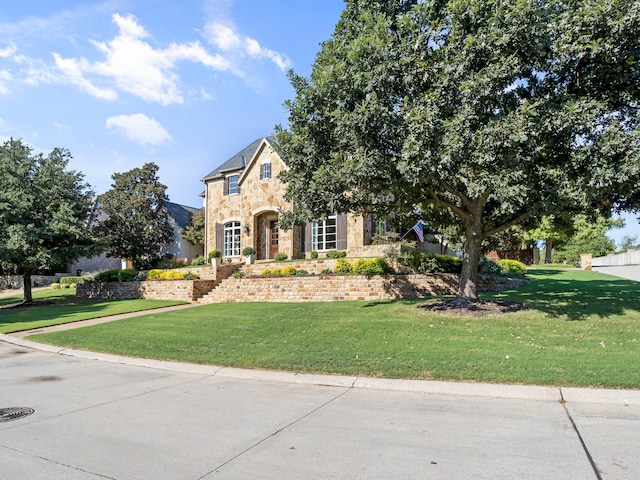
[201,137,397,261]
[162,201,204,261]
[68,197,203,274]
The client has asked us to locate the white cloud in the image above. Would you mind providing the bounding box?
[52,13,231,105]
[0,44,16,58]
[205,21,291,71]
[0,70,10,94]
[106,113,171,147]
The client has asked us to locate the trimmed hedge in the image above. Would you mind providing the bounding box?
[60,276,83,285]
[497,259,527,275]
[326,250,347,259]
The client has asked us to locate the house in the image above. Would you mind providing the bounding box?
[162,201,204,262]
[201,137,396,261]
[67,197,203,275]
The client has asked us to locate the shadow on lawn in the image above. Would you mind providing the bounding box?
[490,269,640,321]
[0,295,125,332]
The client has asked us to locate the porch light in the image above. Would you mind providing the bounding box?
[243,222,249,234]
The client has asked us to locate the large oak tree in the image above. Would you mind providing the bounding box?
[276,0,640,302]
[0,139,95,303]
[97,162,173,269]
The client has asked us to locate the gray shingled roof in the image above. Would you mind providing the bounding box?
[164,201,202,229]
[201,136,275,181]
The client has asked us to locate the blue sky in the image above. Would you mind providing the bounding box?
[1,0,637,248]
[0,0,344,206]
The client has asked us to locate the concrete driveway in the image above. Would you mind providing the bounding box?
[1,338,639,479]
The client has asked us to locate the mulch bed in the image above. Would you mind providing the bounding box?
[421,299,527,317]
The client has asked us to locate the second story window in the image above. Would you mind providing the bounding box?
[225,175,239,195]
[260,163,271,180]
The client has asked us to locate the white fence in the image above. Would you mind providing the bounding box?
[592,249,640,267]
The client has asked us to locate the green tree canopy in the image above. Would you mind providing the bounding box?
[0,138,96,303]
[276,0,640,302]
[553,215,623,264]
[97,162,173,269]
[181,210,205,246]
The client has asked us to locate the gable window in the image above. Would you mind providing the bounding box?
[260,163,271,180]
[224,221,241,257]
[224,175,239,195]
[312,214,337,251]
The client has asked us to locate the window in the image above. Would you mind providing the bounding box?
[224,221,241,257]
[260,163,271,180]
[312,214,337,251]
[225,175,239,195]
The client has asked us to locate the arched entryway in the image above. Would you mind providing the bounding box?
[255,211,279,260]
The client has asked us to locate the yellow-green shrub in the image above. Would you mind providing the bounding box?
[147,269,164,280]
[50,283,60,289]
[281,266,298,276]
[335,258,352,274]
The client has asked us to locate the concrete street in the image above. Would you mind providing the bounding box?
[1,337,639,480]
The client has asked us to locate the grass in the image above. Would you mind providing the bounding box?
[26,268,640,388]
[0,288,186,334]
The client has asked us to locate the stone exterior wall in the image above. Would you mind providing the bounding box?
[205,141,292,260]
[77,280,217,302]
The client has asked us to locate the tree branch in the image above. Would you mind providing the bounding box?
[483,211,531,239]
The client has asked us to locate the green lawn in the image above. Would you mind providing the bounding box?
[0,288,185,334]
[27,268,640,388]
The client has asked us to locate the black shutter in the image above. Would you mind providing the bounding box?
[337,214,348,250]
[223,177,229,196]
[259,164,263,180]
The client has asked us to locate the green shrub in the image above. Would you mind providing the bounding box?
[326,250,347,259]
[95,269,121,282]
[232,271,246,279]
[281,266,298,276]
[497,259,527,275]
[310,250,319,259]
[335,258,352,274]
[61,283,70,289]
[156,258,187,269]
[191,255,206,266]
[147,269,164,280]
[479,258,501,274]
[69,283,77,289]
[60,276,83,285]
[399,249,462,274]
[242,247,256,256]
[352,258,390,275]
[208,250,222,260]
[117,269,135,282]
[182,272,200,280]
[320,268,333,275]
[50,283,60,289]
[275,252,288,262]
[296,270,309,276]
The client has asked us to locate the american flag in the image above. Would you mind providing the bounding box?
[412,220,424,243]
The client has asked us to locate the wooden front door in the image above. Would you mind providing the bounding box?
[269,221,279,259]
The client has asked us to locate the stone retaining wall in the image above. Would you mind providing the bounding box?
[200,274,526,304]
[77,280,217,302]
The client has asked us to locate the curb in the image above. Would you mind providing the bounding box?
[3,333,637,403]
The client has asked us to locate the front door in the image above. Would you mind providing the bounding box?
[269,221,279,259]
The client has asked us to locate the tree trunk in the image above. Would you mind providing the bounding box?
[545,238,553,263]
[22,268,34,304]
[457,216,483,302]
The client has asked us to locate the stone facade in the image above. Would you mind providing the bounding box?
[202,138,381,262]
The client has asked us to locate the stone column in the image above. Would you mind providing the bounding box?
[580,254,593,270]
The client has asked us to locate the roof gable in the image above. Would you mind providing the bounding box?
[202,137,274,182]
